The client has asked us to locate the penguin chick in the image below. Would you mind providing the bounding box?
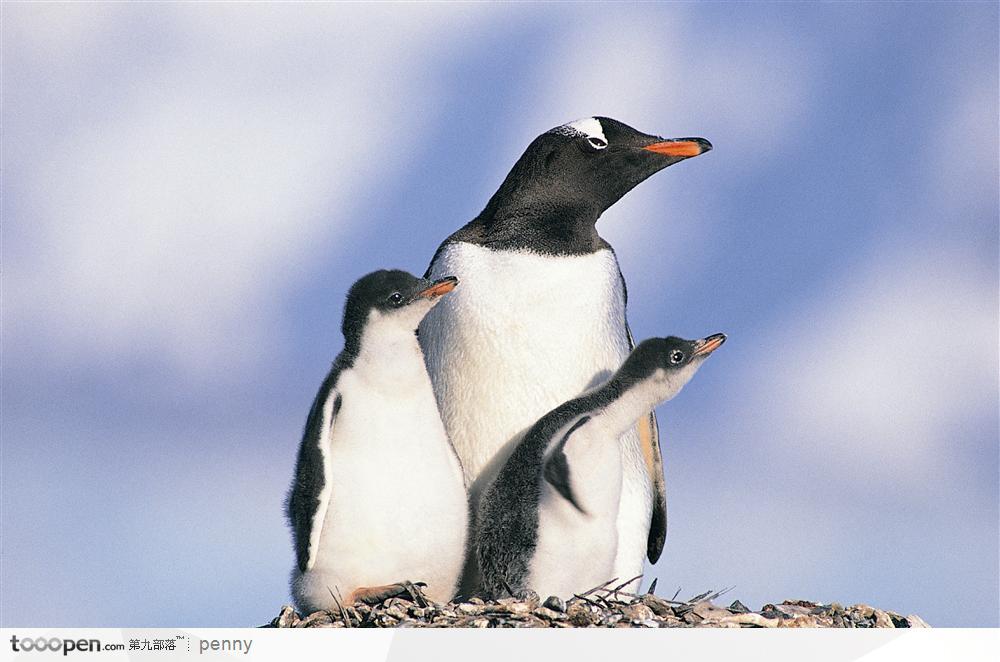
[286,270,468,611]
[476,333,726,601]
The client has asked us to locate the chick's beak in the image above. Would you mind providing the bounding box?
[416,276,459,298]
[693,333,727,356]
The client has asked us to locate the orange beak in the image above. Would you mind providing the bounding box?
[693,333,727,356]
[416,277,458,298]
[643,138,712,158]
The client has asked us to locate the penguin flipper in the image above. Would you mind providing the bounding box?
[286,368,342,573]
[640,411,668,563]
[542,415,591,515]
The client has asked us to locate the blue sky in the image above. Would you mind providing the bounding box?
[2,2,997,627]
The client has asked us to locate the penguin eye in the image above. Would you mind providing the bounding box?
[587,136,608,150]
[388,292,404,306]
[669,350,685,364]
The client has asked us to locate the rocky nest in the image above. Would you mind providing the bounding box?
[265,581,930,629]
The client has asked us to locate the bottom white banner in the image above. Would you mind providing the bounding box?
[1,628,997,662]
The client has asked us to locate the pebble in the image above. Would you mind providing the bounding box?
[542,595,566,612]
[728,600,750,614]
[534,607,567,620]
[622,603,655,623]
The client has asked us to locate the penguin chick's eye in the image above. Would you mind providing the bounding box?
[587,136,608,150]
[388,292,404,306]
[669,350,685,364]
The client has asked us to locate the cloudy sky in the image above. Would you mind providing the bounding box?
[2,2,997,627]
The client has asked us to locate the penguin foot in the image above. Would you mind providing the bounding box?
[348,581,429,607]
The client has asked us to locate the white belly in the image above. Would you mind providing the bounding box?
[421,243,631,487]
[419,242,653,584]
[530,484,620,599]
[292,371,468,610]
[529,418,623,598]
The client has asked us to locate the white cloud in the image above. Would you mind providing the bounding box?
[3,3,500,378]
[735,241,995,484]
[925,62,998,216]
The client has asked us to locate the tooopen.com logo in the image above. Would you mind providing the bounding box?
[10,635,125,655]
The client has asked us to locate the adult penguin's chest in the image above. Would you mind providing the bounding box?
[420,241,632,483]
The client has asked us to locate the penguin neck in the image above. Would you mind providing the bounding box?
[351,324,428,392]
[592,374,672,437]
[473,194,605,255]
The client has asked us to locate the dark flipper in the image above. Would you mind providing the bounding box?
[286,366,343,573]
[542,416,591,515]
[642,411,667,562]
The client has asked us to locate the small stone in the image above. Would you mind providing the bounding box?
[728,600,750,614]
[533,607,566,620]
[775,603,813,617]
[855,604,876,619]
[472,618,490,628]
[693,601,733,621]
[622,602,655,623]
[297,611,334,628]
[468,597,485,605]
[760,604,789,620]
[639,619,660,628]
[683,610,704,625]
[456,603,483,616]
[276,605,299,628]
[889,614,909,628]
[507,602,532,616]
[542,595,566,612]
[567,603,594,626]
[641,594,676,617]
[873,610,895,628]
[906,614,931,628]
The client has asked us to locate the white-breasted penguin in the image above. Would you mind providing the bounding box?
[418,117,712,592]
[476,333,726,600]
[286,270,468,610]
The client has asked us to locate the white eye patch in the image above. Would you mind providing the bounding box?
[549,117,607,146]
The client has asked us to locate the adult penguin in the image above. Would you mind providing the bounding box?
[418,117,711,593]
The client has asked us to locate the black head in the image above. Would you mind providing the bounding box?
[474,117,711,252]
[341,270,458,352]
[618,333,727,395]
